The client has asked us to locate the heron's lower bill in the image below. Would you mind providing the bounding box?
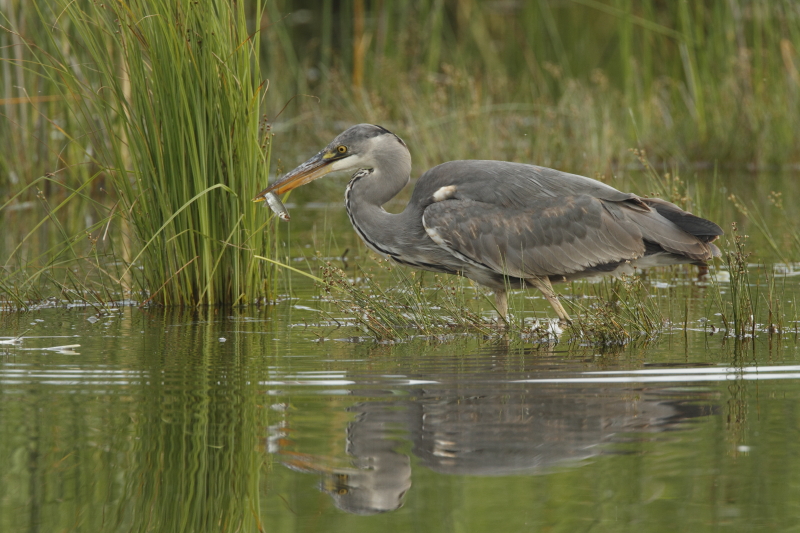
[253,151,335,200]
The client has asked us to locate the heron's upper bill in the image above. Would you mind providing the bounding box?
[253,150,339,201]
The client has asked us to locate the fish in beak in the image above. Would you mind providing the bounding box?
[263,192,290,221]
[253,148,340,201]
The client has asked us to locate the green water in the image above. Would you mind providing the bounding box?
[2,293,800,532]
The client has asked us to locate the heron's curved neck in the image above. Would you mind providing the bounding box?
[344,146,415,257]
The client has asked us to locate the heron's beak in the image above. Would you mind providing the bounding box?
[253,149,337,202]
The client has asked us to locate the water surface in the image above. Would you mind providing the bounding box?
[2,299,800,532]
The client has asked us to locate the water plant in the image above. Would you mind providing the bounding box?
[708,223,754,339]
[5,0,800,318]
[2,0,278,306]
[319,260,495,342]
[317,254,672,346]
[565,275,667,346]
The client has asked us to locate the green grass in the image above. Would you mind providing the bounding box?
[6,1,800,193]
[317,255,672,346]
[319,260,496,342]
[253,0,800,266]
[2,0,281,306]
[311,229,800,346]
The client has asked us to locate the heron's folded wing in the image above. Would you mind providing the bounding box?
[421,196,647,278]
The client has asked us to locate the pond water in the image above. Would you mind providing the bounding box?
[3,287,800,532]
[3,168,800,531]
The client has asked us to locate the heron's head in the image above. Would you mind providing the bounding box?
[253,124,408,200]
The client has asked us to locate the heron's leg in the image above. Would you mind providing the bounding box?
[529,277,571,325]
[494,289,508,321]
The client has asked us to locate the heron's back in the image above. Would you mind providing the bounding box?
[408,159,722,288]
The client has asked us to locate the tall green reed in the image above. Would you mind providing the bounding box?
[9,1,800,187]
[7,0,800,311]
[3,0,278,306]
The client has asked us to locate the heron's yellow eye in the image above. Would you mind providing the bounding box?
[337,145,347,154]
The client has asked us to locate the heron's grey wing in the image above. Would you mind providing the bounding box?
[422,192,720,279]
[422,196,648,279]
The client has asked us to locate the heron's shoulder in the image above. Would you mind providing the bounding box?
[414,160,633,204]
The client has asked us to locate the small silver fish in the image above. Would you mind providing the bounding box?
[264,192,290,221]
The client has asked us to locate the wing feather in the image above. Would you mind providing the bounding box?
[423,196,646,278]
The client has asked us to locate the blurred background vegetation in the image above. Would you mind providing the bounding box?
[5,0,800,190]
[2,0,800,305]
[260,0,800,174]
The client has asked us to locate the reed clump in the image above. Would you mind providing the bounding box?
[6,0,800,316]
[562,276,668,348]
[2,0,278,306]
[710,223,754,338]
[708,222,797,339]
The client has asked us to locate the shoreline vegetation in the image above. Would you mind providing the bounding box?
[2,1,800,343]
[2,0,278,307]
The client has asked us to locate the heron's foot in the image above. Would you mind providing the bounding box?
[529,277,571,325]
[528,317,567,337]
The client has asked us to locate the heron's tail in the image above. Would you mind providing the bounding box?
[641,198,724,244]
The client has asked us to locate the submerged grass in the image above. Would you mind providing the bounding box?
[1,173,131,310]
[319,260,495,342]
[314,238,800,347]
[720,224,756,338]
[2,0,280,306]
[706,223,800,340]
[317,255,672,346]
[7,0,800,167]
[564,275,668,346]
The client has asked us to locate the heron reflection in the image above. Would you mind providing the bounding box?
[267,363,717,515]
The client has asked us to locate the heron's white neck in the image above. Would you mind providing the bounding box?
[347,134,411,205]
[344,138,415,257]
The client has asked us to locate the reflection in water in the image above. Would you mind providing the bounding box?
[0,310,272,533]
[286,402,413,515]
[268,365,717,515]
[6,309,800,530]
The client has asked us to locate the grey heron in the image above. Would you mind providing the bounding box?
[254,124,722,323]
